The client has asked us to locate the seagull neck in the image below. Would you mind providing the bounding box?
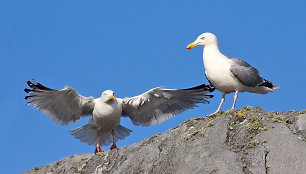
[203,44,222,57]
[202,44,225,67]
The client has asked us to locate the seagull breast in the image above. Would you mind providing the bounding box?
[92,98,122,131]
[203,47,240,93]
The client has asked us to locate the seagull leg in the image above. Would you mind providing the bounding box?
[207,93,226,117]
[231,90,238,110]
[95,144,104,154]
[94,132,104,154]
[110,129,117,150]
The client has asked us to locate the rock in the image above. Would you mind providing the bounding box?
[23,106,306,174]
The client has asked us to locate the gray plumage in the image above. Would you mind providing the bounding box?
[25,81,95,125]
[187,32,278,116]
[121,85,212,126]
[25,80,214,148]
[70,124,132,146]
[229,58,265,88]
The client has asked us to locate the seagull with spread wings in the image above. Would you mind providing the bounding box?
[186,32,278,116]
[24,79,214,153]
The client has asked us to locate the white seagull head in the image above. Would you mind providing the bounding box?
[186,32,218,49]
[101,90,115,101]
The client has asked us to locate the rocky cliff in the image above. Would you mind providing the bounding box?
[24,106,306,174]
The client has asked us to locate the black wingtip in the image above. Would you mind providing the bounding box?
[26,80,34,88]
[205,95,214,98]
[184,84,205,90]
[24,88,32,93]
[36,82,54,90]
[259,79,274,89]
[184,83,215,92]
[26,79,54,91]
[25,96,31,100]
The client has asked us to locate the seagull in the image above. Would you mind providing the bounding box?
[186,32,278,116]
[24,79,214,153]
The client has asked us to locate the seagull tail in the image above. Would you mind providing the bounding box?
[260,79,279,90]
[70,124,132,146]
[113,125,133,142]
[97,125,132,146]
[70,124,98,146]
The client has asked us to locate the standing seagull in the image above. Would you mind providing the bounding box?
[25,79,214,153]
[186,33,278,116]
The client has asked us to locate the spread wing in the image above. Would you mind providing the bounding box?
[121,84,214,126]
[229,58,265,87]
[24,79,95,125]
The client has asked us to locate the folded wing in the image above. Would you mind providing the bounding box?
[229,58,265,87]
[121,84,214,126]
[24,79,95,125]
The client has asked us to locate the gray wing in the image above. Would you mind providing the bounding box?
[24,80,95,125]
[229,58,264,87]
[121,84,214,126]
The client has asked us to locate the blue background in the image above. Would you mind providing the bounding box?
[1,1,305,173]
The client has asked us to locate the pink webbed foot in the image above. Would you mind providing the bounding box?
[206,111,220,117]
[94,145,104,155]
[110,144,117,150]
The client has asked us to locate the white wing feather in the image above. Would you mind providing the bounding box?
[25,80,95,125]
[121,84,214,126]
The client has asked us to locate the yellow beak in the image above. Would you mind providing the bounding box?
[186,42,198,50]
[110,95,115,100]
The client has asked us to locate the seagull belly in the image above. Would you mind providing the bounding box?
[205,62,240,94]
[92,100,122,131]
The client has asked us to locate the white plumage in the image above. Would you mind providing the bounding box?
[25,79,214,153]
[187,32,278,116]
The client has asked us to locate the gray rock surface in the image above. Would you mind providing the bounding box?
[24,107,306,174]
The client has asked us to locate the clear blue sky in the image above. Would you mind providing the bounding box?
[1,1,305,173]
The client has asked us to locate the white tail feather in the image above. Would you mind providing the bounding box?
[70,124,132,146]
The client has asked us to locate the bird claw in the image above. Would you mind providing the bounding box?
[206,111,220,117]
[94,145,104,154]
[110,144,117,150]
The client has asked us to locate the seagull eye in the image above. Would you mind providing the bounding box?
[201,37,205,40]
